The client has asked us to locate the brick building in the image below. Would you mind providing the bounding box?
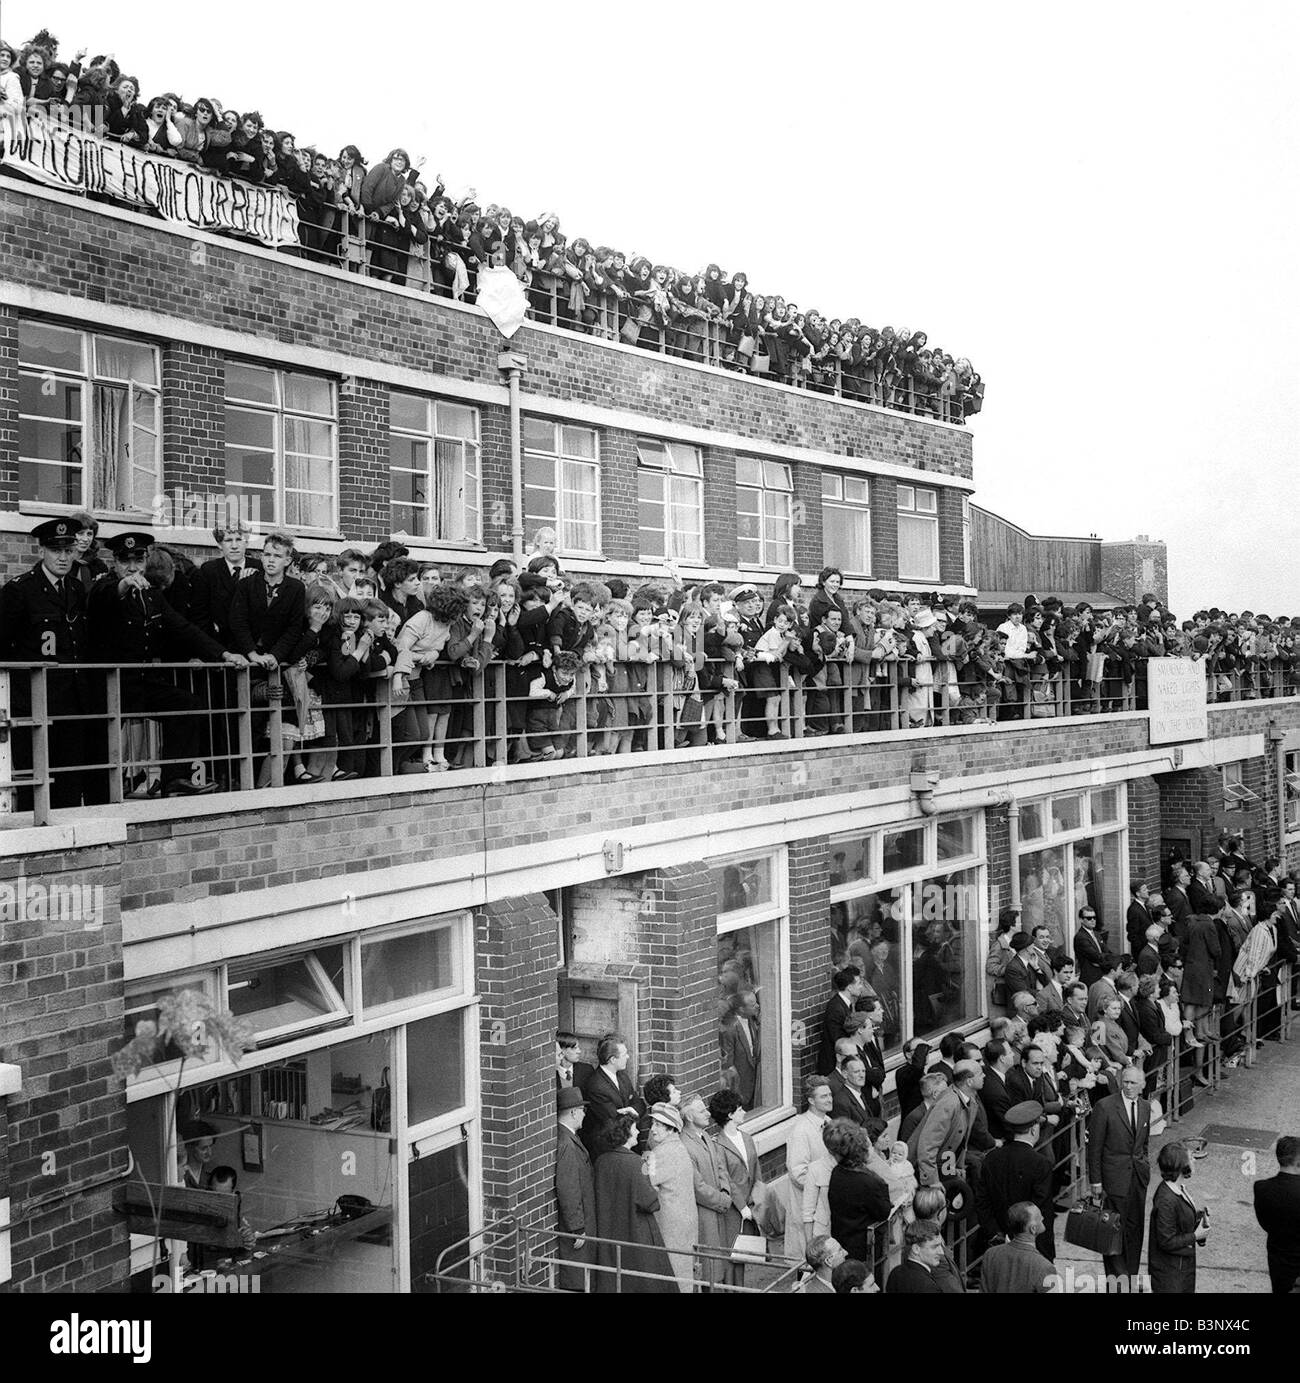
[1,176,1298,1294]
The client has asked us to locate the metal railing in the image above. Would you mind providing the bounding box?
[1,657,1293,824]
[424,1215,802,1294]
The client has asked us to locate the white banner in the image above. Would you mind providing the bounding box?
[0,109,300,248]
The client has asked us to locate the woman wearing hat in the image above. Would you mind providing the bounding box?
[643,1103,696,1290]
[593,1113,678,1293]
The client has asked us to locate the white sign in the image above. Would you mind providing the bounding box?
[1147,658,1209,744]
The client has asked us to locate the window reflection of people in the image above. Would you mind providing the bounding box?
[718,988,762,1110]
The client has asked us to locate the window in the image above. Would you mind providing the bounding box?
[636,438,704,562]
[523,418,600,554]
[361,919,462,1019]
[1285,751,1300,833]
[406,1010,466,1125]
[736,457,793,568]
[897,484,939,582]
[712,852,789,1123]
[122,973,217,1064]
[821,472,871,574]
[1017,787,1128,951]
[225,362,337,531]
[18,321,160,513]
[389,393,481,543]
[1222,762,1260,809]
[226,945,348,1046]
[829,815,984,1052]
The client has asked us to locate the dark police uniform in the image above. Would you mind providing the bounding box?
[87,533,226,795]
[0,519,103,807]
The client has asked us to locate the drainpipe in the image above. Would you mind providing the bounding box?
[1267,719,1286,859]
[1006,798,1022,911]
[497,351,529,562]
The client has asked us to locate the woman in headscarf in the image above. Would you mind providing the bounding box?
[361,148,413,283]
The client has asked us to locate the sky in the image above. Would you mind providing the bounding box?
[5,0,1298,613]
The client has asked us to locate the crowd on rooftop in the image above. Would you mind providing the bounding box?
[0,29,981,414]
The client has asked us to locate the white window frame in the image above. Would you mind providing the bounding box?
[523,418,602,556]
[1284,752,1300,835]
[225,362,338,534]
[713,848,792,1134]
[736,457,794,569]
[896,483,940,582]
[1222,762,1260,809]
[821,471,872,576]
[1015,786,1130,950]
[17,322,161,516]
[636,437,704,563]
[829,813,986,1043]
[388,392,482,544]
[360,916,466,1022]
[223,945,350,1048]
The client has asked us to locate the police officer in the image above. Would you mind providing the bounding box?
[87,532,248,797]
[0,518,102,808]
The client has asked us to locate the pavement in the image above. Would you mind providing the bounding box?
[1053,1024,1299,1293]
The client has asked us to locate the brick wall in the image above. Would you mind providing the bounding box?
[702,447,738,570]
[788,836,831,1095]
[338,376,390,544]
[870,476,899,583]
[792,461,824,575]
[474,893,559,1282]
[640,863,718,1098]
[161,343,224,501]
[938,486,967,587]
[480,404,513,553]
[1127,776,1162,888]
[597,430,639,564]
[0,846,129,1292]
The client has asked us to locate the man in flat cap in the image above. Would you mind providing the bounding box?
[0,519,104,807]
[975,1100,1057,1261]
[88,532,247,796]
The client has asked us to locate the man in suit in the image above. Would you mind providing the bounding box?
[903,1071,951,1160]
[555,1031,594,1094]
[1253,1135,1300,1294]
[980,1040,1018,1143]
[1088,1065,1152,1287]
[188,521,263,643]
[817,968,865,1075]
[853,1007,887,1118]
[1115,973,1143,1056]
[1003,932,1044,1000]
[718,988,761,1109]
[1165,865,1192,954]
[579,1034,639,1158]
[1136,922,1165,977]
[1038,954,1074,1013]
[1086,953,1122,1022]
[830,1054,873,1128]
[979,1201,1059,1293]
[554,1087,597,1290]
[1279,881,1300,1009]
[228,532,317,670]
[976,1101,1056,1260]
[1126,881,1153,956]
[885,1219,948,1293]
[1073,908,1107,986]
[1007,1046,1065,1152]
[916,1062,983,1187]
[1187,861,1220,917]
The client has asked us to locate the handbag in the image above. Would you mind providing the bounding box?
[736,333,756,357]
[730,1232,767,1264]
[620,318,641,345]
[1063,1198,1124,1256]
[1030,680,1056,717]
[751,352,771,375]
[1085,651,1108,683]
